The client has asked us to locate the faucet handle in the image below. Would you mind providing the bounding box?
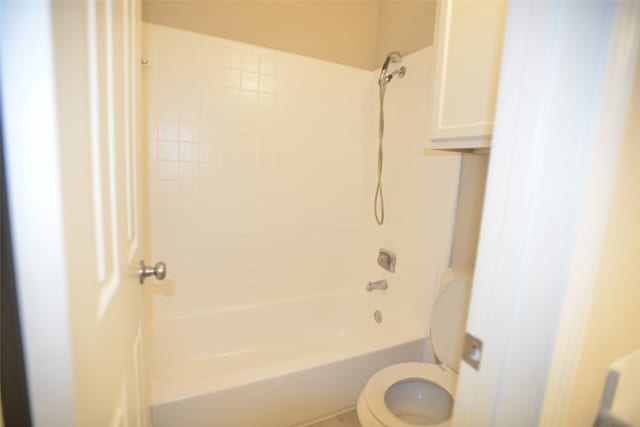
[377,249,396,273]
[367,279,388,291]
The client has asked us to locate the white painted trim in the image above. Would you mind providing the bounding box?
[87,0,108,284]
[99,0,122,319]
[539,3,640,425]
[0,2,77,426]
[452,1,631,426]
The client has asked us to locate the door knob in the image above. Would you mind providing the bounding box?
[138,260,167,284]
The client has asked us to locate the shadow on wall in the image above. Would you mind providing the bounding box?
[141,0,436,70]
[450,154,489,271]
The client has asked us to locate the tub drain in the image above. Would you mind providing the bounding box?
[373,310,383,323]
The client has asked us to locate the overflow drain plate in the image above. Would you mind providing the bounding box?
[374,310,383,323]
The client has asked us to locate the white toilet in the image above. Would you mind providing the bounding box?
[357,270,472,427]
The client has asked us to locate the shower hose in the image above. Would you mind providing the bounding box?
[374,83,387,225]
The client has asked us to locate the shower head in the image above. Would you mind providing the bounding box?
[381,51,402,74]
[379,51,405,86]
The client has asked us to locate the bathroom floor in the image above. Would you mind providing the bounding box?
[306,410,361,427]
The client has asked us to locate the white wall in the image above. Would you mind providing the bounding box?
[142,25,461,339]
[362,47,461,333]
[451,154,489,271]
[143,24,370,316]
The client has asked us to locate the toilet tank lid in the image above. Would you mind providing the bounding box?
[430,274,472,372]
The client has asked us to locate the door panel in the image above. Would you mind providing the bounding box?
[1,0,149,425]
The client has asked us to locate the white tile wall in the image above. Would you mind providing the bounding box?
[143,25,462,330]
[143,24,370,315]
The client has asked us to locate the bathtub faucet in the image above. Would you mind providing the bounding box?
[367,279,388,291]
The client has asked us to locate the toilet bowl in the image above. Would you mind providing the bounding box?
[357,271,471,427]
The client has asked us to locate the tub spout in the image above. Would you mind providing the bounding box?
[367,279,388,291]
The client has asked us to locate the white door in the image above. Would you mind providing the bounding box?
[1,1,151,425]
[452,1,640,426]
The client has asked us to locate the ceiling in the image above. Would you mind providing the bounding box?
[142,0,436,70]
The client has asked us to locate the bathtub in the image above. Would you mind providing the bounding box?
[150,292,426,427]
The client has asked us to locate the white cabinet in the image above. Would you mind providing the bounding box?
[427,0,508,150]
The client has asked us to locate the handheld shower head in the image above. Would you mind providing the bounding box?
[379,51,405,86]
[381,51,402,73]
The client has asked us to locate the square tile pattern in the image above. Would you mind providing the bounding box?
[143,23,462,328]
[142,23,467,427]
[144,24,370,315]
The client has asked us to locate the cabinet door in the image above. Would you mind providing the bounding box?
[428,0,508,150]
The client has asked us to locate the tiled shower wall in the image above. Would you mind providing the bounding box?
[143,24,370,315]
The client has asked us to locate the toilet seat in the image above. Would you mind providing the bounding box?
[362,362,457,427]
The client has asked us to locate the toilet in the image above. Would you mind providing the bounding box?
[357,270,472,427]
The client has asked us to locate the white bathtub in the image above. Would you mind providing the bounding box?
[150,292,426,426]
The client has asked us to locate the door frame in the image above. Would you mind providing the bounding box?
[1,86,33,427]
[452,1,640,426]
[0,1,78,425]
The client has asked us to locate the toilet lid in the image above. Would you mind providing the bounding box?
[430,279,471,372]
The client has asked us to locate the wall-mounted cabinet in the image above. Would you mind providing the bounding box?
[427,0,508,151]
